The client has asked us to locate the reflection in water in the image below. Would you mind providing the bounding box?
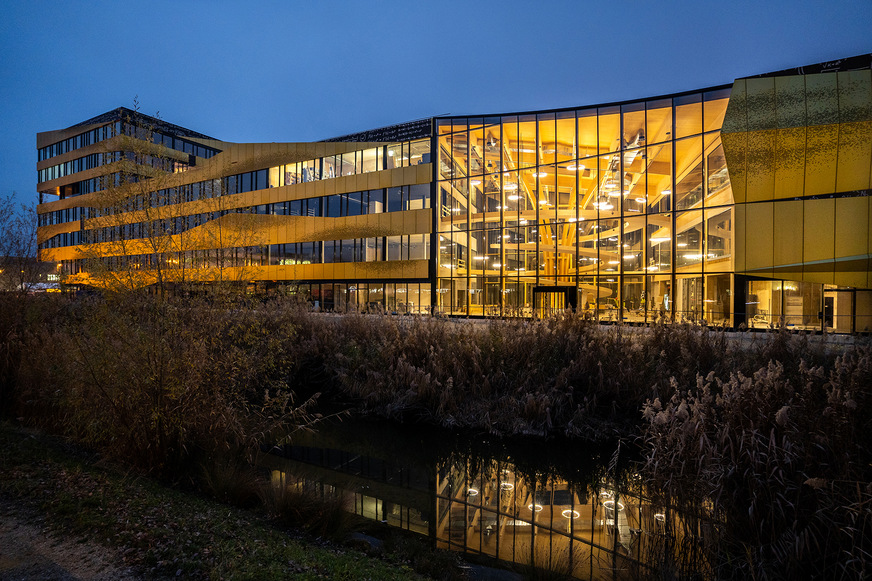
[263,420,681,579]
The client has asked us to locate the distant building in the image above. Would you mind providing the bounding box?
[37,55,872,332]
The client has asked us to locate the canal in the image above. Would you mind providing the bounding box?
[262,418,692,579]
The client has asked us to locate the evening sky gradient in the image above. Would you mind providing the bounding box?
[1,0,870,208]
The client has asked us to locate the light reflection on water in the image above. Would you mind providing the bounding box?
[262,419,679,579]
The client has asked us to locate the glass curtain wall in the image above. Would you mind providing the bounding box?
[436,88,733,321]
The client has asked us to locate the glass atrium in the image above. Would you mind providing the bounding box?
[436,88,736,323]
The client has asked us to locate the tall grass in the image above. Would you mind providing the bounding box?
[641,344,872,579]
[3,294,869,578]
[9,293,320,480]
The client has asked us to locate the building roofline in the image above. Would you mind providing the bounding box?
[435,83,735,122]
[68,107,217,141]
[741,53,872,79]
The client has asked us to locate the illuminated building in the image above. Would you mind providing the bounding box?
[37,54,872,331]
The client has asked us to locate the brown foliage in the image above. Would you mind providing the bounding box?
[11,294,319,480]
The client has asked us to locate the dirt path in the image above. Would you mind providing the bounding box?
[0,501,139,581]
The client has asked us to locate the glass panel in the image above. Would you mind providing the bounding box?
[502,116,519,171]
[555,220,575,285]
[648,213,672,273]
[339,152,355,176]
[554,161,576,219]
[623,216,646,273]
[439,134,453,180]
[410,138,430,165]
[407,184,429,210]
[517,115,537,169]
[675,276,703,323]
[622,147,646,214]
[386,144,402,169]
[705,274,733,326]
[470,230,487,274]
[647,98,673,145]
[577,158,598,221]
[537,113,556,166]
[597,276,619,321]
[646,141,672,213]
[577,109,598,159]
[824,287,853,333]
[453,277,468,315]
[704,89,731,133]
[675,210,703,269]
[596,155,620,218]
[598,106,621,153]
[452,131,469,178]
[470,127,485,176]
[598,218,621,278]
[322,155,337,179]
[555,111,576,164]
[705,207,733,270]
[577,220,598,278]
[369,189,384,214]
[484,122,501,174]
[675,93,703,138]
[538,163,558,217]
[622,102,646,149]
[747,280,781,328]
[623,275,645,322]
[469,276,484,316]
[648,275,672,321]
[675,137,703,210]
[706,140,732,205]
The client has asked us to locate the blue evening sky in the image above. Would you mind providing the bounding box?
[1,0,870,206]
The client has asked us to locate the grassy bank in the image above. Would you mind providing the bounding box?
[1,293,870,579]
[0,422,453,580]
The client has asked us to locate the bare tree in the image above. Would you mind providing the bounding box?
[79,102,194,296]
[74,100,267,299]
[0,192,48,293]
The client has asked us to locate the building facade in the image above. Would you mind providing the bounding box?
[37,55,872,332]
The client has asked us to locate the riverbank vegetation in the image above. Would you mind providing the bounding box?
[1,291,870,579]
[0,422,450,580]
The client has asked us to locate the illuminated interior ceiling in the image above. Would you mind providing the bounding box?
[437,97,731,284]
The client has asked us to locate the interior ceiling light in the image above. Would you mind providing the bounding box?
[504,183,518,191]
[635,197,646,203]
[508,194,522,201]
[533,172,548,178]
[662,189,672,195]
[470,179,481,185]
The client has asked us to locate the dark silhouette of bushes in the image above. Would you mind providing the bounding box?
[9,293,319,481]
[3,294,870,579]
